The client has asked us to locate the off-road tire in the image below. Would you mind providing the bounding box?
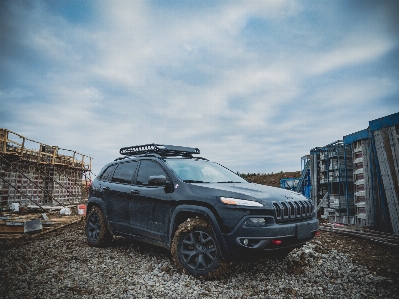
[171,218,228,279]
[86,206,112,247]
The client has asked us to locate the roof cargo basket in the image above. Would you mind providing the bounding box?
[119,143,200,157]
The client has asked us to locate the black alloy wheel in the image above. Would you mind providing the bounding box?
[86,206,112,247]
[172,218,227,279]
[181,230,217,271]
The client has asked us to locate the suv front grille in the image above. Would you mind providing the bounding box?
[272,200,313,222]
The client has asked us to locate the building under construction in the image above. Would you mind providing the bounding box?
[295,112,399,234]
[0,129,92,210]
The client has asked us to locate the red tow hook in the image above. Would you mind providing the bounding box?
[272,239,282,245]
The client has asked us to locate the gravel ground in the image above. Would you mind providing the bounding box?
[1,221,398,299]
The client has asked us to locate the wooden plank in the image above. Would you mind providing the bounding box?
[0,224,25,233]
[0,216,81,239]
[0,218,42,233]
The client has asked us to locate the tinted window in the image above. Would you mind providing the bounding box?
[97,165,108,178]
[98,164,117,181]
[111,161,138,184]
[165,159,246,183]
[136,160,168,185]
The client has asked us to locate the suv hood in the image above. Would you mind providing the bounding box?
[188,182,306,203]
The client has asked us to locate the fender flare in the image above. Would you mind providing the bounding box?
[86,198,114,235]
[168,205,230,260]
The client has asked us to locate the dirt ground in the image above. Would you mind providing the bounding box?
[1,219,398,292]
[241,171,301,187]
[1,171,398,297]
[243,171,399,285]
[314,229,399,285]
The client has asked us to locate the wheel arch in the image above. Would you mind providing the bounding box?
[86,197,113,235]
[169,205,229,260]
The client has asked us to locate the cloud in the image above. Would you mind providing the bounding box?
[0,0,398,176]
[308,34,395,76]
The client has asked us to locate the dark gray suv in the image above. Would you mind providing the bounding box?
[86,144,319,278]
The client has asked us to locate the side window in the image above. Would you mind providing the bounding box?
[136,160,168,185]
[97,165,108,179]
[111,161,138,184]
[98,164,117,181]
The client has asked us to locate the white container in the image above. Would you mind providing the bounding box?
[60,207,72,215]
[77,204,87,216]
[11,203,20,212]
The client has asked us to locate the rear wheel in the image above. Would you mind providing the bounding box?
[171,218,227,279]
[86,206,112,247]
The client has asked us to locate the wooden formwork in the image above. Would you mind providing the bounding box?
[0,129,91,170]
[342,122,397,232]
[374,125,399,234]
[0,129,92,210]
[388,125,399,188]
[366,132,392,232]
[0,160,46,207]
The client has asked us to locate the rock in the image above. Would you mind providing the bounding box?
[0,222,397,299]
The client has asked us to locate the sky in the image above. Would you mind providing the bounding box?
[1,0,398,176]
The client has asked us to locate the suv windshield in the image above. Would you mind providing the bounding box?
[165,159,247,183]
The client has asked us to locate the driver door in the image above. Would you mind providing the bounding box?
[129,160,172,243]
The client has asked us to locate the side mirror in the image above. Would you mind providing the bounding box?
[148,175,167,186]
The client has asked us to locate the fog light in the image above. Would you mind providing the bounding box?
[243,239,249,246]
[244,217,274,227]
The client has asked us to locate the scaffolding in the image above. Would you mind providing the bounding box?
[294,155,311,198]
[0,129,92,210]
[305,112,399,234]
[309,141,354,224]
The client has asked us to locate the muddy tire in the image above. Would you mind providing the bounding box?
[86,206,112,247]
[171,218,228,279]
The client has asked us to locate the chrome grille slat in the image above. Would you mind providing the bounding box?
[293,201,301,218]
[272,200,313,222]
[288,201,295,217]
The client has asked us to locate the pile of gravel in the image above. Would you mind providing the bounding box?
[0,222,397,299]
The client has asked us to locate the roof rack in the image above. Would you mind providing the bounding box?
[119,144,200,157]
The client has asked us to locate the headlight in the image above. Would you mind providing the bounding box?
[220,197,263,207]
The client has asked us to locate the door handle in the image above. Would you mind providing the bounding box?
[102,187,110,191]
[130,190,140,195]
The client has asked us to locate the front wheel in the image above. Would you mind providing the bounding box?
[171,218,227,279]
[86,206,112,247]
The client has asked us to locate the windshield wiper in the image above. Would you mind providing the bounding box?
[183,180,208,183]
[217,181,242,183]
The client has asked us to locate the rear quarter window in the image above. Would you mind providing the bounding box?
[111,161,138,184]
[98,164,117,181]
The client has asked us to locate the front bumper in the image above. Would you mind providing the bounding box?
[221,216,319,259]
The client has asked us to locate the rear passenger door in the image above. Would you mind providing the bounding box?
[105,161,138,234]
